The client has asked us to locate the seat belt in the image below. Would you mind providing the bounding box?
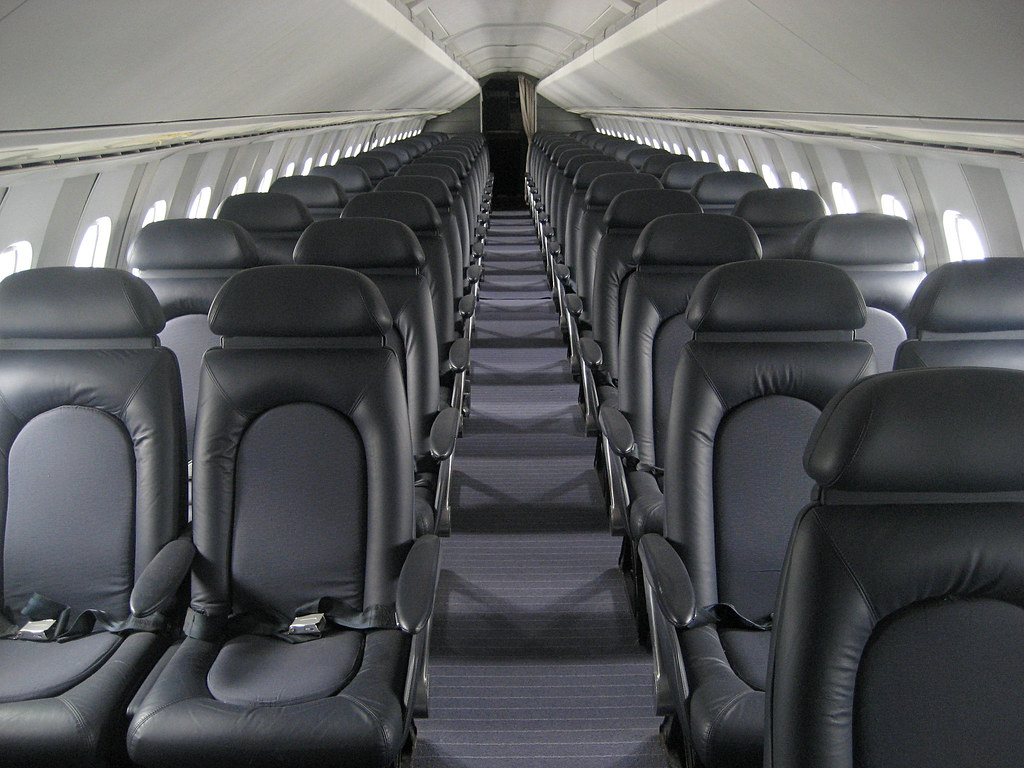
[0,593,169,642]
[685,603,772,632]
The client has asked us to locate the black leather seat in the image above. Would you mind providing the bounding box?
[564,160,634,278]
[268,175,347,220]
[338,156,390,185]
[637,259,874,768]
[732,188,828,259]
[128,218,260,456]
[308,163,373,195]
[795,213,926,370]
[364,148,404,173]
[661,161,722,192]
[895,256,1024,370]
[215,192,313,265]
[627,147,669,172]
[692,171,769,214]
[126,265,440,768]
[401,162,471,269]
[641,153,690,177]
[0,267,190,767]
[766,366,1024,768]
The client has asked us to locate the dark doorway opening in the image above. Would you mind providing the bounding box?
[481,76,528,209]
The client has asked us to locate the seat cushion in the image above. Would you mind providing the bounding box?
[0,632,124,702]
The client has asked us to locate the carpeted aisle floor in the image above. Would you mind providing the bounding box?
[413,210,668,768]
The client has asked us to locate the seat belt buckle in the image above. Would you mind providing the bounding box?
[17,618,57,641]
[287,613,326,637]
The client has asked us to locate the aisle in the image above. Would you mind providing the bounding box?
[413,210,667,767]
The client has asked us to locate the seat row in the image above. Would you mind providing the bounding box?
[0,263,445,766]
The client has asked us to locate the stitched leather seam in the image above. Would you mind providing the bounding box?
[811,508,879,623]
[703,688,756,765]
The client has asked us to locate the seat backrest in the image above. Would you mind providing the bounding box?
[692,171,769,214]
[641,153,690,177]
[364,148,404,173]
[192,265,413,625]
[338,156,390,185]
[795,212,926,370]
[401,162,469,269]
[214,192,313,265]
[342,190,455,353]
[591,188,702,382]
[661,161,722,191]
[577,172,662,310]
[732,188,828,259]
[767,366,1024,768]
[0,267,186,626]
[626,147,668,172]
[663,259,873,716]
[268,176,347,220]
[618,214,761,467]
[128,218,260,455]
[308,163,373,195]
[895,257,1024,370]
[293,218,440,460]
[377,175,463,291]
[565,160,634,274]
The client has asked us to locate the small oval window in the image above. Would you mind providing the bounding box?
[672,143,682,155]
[257,169,275,193]
[0,240,32,279]
[790,171,809,190]
[831,182,858,214]
[230,176,248,196]
[717,154,731,171]
[330,149,341,164]
[74,216,112,268]
[880,193,909,220]
[943,210,985,261]
[187,187,212,218]
[318,153,329,167]
[283,162,296,177]
[736,158,751,173]
[761,164,780,189]
[700,150,711,163]
[301,158,314,176]
[141,199,167,228]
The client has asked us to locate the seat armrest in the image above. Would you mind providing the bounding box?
[638,534,697,629]
[429,406,460,461]
[129,535,196,618]
[578,337,603,367]
[471,242,485,261]
[397,534,441,634]
[553,263,571,283]
[598,405,636,458]
[466,264,484,283]
[446,337,470,373]
[458,294,477,320]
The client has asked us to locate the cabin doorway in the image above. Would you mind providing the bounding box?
[481,75,528,208]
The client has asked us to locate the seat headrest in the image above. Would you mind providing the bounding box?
[268,176,347,210]
[342,191,442,233]
[626,148,668,171]
[308,164,373,194]
[209,265,391,339]
[585,173,661,209]
[363,149,403,172]
[128,219,260,271]
[375,175,453,210]
[661,161,722,191]
[692,171,769,206]
[563,153,606,178]
[635,214,762,268]
[686,259,866,333]
[293,218,425,270]
[415,154,466,178]
[215,192,313,232]
[641,153,689,176]
[805,367,1024,494]
[396,163,460,192]
[795,213,924,267]
[604,189,702,230]
[573,161,635,191]
[339,157,389,182]
[732,188,829,227]
[905,258,1024,333]
[0,267,164,339]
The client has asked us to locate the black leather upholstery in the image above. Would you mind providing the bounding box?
[895,257,1024,370]
[795,213,926,370]
[732,189,828,259]
[661,161,722,192]
[649,259,873,768]
[767,367,1024,768]
[268,175,347,220]
[691,171,769,214]
[398,163,469,274]
[342,191,456,357]
[215,192,314,265]
[338,156,390,185]
[617,215,761,534]
[308,163,373,195]
[0,267,187,767]
[591,189,702,382]
[642,153,691,176]
[127,265,428,768]
[128,219,260,454]
[565,161,634,275]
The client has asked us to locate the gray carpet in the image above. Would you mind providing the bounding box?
[413,210,668,767]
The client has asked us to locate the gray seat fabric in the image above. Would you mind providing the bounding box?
[895,256,1024,370]
[795,212,926,370]
[767,367,1024,768]
[643,259,874,768]
[214,192,313,265]
[268,176,347,220]
[641,153,691,177]
[127,265,437,768]
[661,161,722,192]
[0,267,188,767]
[732,188,828,259]
[308,163,373,195]
[128,218,260,456]
[337,156,390,185]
